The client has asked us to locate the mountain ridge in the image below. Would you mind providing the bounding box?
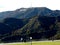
[0,7,60,42]
[0,7,60,21]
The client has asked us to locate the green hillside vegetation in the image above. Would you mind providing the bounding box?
[0,7,60,43]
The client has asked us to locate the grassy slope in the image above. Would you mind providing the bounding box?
[3,40,60,45]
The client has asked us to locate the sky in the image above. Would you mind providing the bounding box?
[0,0,60,12]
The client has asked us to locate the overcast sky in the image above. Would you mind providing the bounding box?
[0,0,60,12]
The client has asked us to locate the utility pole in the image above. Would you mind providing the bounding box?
[30,37,32,45]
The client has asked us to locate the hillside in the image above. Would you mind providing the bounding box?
[0,7,60,42]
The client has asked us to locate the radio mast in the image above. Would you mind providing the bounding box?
[30,1,32,8]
